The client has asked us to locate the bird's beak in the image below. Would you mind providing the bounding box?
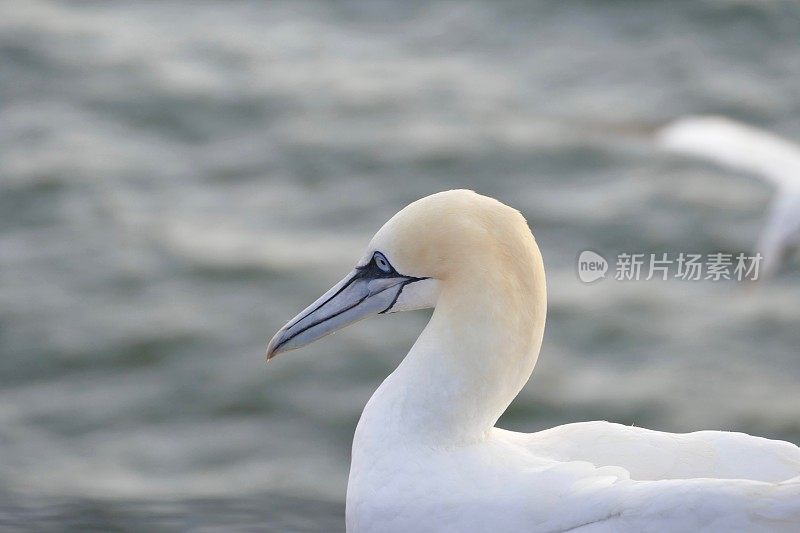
[266,268,426,361]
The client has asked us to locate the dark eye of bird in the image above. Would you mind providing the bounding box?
[373,252,392,273]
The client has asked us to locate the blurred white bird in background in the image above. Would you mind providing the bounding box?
[657,116,800,278]
[267,191,800,532]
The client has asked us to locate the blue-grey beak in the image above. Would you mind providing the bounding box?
[266,257,426,360]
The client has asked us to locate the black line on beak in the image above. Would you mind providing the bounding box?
[272,286,371,354]
[273,270,428,355]
[283,271,362,332]
[379,277,428,314]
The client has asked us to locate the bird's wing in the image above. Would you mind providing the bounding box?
[656,115,800,275]
[499,421,800,483]
[656,115,800,189]
[496,423,800,531]
[561,476,800,532]
[757,189,800,277]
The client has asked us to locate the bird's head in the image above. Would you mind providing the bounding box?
[266,189,539,360]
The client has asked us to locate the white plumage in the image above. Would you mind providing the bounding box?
[267,190,800,532]
[657,116,800,277]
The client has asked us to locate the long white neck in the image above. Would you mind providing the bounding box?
[355,240,547,447]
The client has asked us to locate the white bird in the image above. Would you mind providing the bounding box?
[267,190,800,532]
[657,116,800,278]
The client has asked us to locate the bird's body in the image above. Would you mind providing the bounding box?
[657,116,800,277]
[350,421,800,531]
[267,190,800,532]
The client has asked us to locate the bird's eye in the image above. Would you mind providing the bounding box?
[373,252,392,273]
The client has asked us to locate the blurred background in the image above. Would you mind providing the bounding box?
[1,0,799,530]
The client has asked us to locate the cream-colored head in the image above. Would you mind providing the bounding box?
[266,190,545,361]
[369,190,536,278]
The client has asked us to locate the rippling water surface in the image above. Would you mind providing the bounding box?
[2,0,800,530]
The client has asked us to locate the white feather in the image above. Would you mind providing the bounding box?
[657,116,800,276]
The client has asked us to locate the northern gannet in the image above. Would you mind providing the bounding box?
[266,190,800,532]
[658,116,800,278]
